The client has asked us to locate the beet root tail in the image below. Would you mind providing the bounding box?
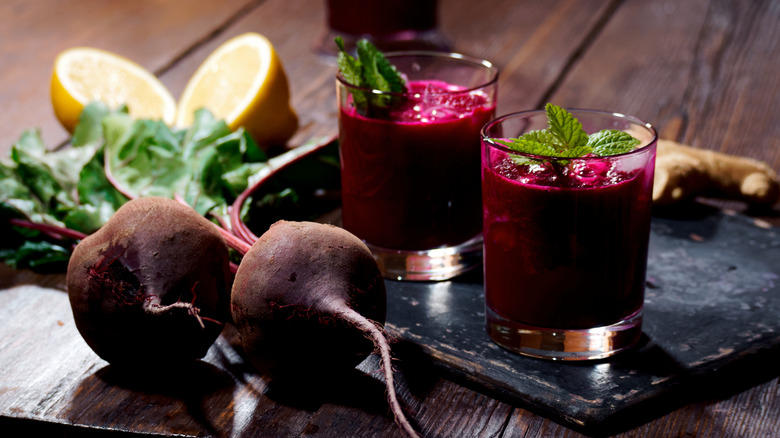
[341,308,420,438]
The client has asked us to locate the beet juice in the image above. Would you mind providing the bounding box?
[317,0,451,55]
[340,80,494,250]
[481,109,657,360]
[337,52,498,281]
[326,0,438,37]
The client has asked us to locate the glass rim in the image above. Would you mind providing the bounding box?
[336,50,499,96]
[481,108,658,160]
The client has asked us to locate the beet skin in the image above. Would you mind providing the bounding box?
[230,220,387,381]
[66,197,231,368]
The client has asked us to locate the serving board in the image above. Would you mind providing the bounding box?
[383,208,780,433]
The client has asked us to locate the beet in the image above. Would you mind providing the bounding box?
[66,197,231,368]
[230,220,418,437]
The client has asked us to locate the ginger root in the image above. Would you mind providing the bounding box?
[653,139,780,207]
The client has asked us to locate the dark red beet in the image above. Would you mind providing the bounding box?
[66,197,231,368]
[230,220,418,437]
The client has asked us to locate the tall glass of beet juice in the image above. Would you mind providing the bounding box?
[481,109,657,360]
[315,0,451,57]
[337,52,498,281]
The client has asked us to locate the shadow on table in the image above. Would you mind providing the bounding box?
[255,359,424,436]
[66,360,235,438]
[652,199,780,224]
[589,344,780,437]
[209,321,417,434]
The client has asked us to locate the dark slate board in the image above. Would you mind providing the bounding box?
[383,209,780,434]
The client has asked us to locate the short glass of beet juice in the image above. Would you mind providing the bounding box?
[315,0,451,57]
[337,52,498,281]
[481,109,657,360]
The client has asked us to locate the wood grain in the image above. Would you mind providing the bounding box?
[548,0,780,168]
[1,0,779,437]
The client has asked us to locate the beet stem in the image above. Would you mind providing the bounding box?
[209,210,232,232]
[168,193,251,255]
[216,226,252,255]
[230,136,337,245]
[340,307,420,438]
[104,151,137,201]
[8,218,88,241]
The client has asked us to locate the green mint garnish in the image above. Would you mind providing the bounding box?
[546,103,589,152]
[335,37,406,116]
[587,129,642,156]
[495,103,641,162]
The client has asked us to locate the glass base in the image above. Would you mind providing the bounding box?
[486,306,643,361]
[313,28,452,61]
[366,235,482,282]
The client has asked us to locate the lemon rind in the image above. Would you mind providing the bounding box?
[175,32,273,129]
[54,47,177,127]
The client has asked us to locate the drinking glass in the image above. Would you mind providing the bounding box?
[481,109,657,360]
[337,52,498,281]
[315,0,451,57]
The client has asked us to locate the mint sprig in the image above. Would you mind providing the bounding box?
[335,37,406,116]
[546,103,589,152]
[495,103,641,162]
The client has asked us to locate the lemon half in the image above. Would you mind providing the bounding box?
[175,32,298,148]
[51,47,177,133]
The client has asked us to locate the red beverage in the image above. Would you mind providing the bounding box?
[481,109,657,360]
[340,80,496,250]
[482,157,654,329]
[326,0,437,36]
[336,52,498,281]
[315,0,450,56]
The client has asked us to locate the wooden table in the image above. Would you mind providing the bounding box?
[2,0,779,437]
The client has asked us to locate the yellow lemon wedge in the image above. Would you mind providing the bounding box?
[51,47,176,133]
[175,32,299,148]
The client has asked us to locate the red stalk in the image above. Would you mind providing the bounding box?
[8,218,88,241]
[230,137,337,245]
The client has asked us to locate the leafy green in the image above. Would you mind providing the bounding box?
[0,108,112,231]
[494,103,641,162]
[335,36,406,115]
[101,107,265,218]
[587,129,641,156]
[0,241,72,270]
[240,139,341,234]
[545,103,589,151]
[0,102,339,270]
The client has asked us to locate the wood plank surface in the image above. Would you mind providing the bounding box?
[548,0,780,168]
[1,0,779,437]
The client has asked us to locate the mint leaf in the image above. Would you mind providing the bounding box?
[517,129,561,148]
[545,103,588,149]
[335,37,363,88]
[335,37,406,116]
[355,39,405,94]
[586,129,641,156]
[496,138,559,157]
[495,138,592,167]
[489,103,641,162]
